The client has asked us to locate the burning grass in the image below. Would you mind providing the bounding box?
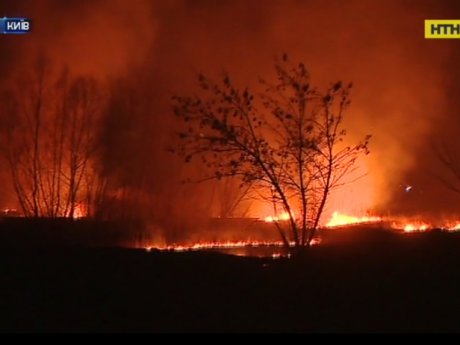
[142,211,460,254]
[2,208,460,256]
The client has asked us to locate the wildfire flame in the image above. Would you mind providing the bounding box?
[447,223,460,232]
[72,203,86,219]
[398,222,430,233]
[326,211,460,233]
[145,239,321,252]
[264,211,293,223]
[326,211,382,228]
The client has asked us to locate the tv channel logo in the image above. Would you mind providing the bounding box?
[425,20,460,39]
[0,17,31,34]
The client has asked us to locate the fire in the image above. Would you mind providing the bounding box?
[72,203,86,219]
[324,211,459,234]
[264,211,293,223]
[145,239,321,252]
[389,219,433,233]
[400,223,430,233]
[447,223,460,232]
[326,211,382,228]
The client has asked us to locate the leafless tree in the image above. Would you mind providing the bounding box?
[0,57,106,218]
[172,55,371,252]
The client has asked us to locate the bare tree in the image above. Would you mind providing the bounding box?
[0,57,106,218]
[0,57,51,217]
[172,55,370,252]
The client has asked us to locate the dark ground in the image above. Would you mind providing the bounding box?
[1,223,460,333]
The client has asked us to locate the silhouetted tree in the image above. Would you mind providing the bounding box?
[172,55,371,251]
[0,57,106,218]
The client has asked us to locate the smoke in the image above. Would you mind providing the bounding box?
[142,0,459,220]
[1,0,460,231]
[0,0,157,78]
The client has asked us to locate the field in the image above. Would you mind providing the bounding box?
[1,220,460,332]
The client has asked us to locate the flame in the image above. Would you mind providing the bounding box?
[264,211,293,223]
[388,220,431,233]
[447,223,460,232]
[72,203,86,219]
[401,223,429,232]
[144,238,320,252]
[326,211,382,228]
[324,211,460,234]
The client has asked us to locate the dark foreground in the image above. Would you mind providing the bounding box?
[2,229,460,332]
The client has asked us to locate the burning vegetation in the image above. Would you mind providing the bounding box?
[1,53,460,254]
[3,1,460,335]
[172,55,370,252]
[0,0,459,255]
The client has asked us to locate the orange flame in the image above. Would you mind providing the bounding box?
[389,220,431,233]
[447,223,460,232]
[403,223,429,232]
[72,203,86,219]
[264,211,293,223]
[326,211,382,228]
[144,238,321,252]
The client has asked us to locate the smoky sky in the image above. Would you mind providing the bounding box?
[2,0,460,222]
